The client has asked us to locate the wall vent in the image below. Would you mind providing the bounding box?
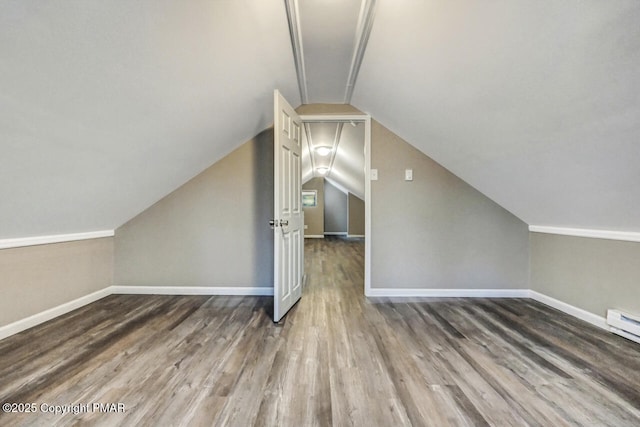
[607,309,640,345]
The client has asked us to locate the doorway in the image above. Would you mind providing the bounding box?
[299,114,371,293]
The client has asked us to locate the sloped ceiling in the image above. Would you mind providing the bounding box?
[0,1,299,239]
[297,0,364,102]
[2,0,639,239]
[293,0,372,197]
[301,121,365,199]
[330,121,365,199]
[352,0,640,231]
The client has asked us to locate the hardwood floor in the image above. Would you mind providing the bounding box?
[1,236,639,426]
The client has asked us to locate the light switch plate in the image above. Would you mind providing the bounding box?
[371,169,378,180]
[405,169,413,181]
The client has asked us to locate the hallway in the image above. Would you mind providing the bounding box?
[1,237,639,426]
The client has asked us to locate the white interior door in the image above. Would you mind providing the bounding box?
[273,90,303,322]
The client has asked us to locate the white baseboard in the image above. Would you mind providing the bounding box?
[324,232,347,236]
[304,235,324,238]
[0,287,111,341]
[0,286,614,343]
[365,288,529,298]
[366,288,610,332]
[109,285,274,296]
[0,285,273,341]
[347,234,365,238]
[528,290,608,330]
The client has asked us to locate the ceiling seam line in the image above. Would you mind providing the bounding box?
[326,122,344,179]
[284,0,309,104]
[303,123,317,173]
[344,0,378,104]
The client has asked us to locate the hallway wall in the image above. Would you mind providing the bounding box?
[324,180,347,234]
[348,193,365,236]
[302,177,325,237]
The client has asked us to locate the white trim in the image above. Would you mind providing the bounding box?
[0,230,114,250]
[364,116,371,295]
[299,114,372,295]
[299,114,368,122]
[365,288,529,298]
[0,287,111,341]
[0,285,274,341]
[528,290,608,330]
[324,232,347,236]
[1,286,625,344]
[304,235,325,239]
[347,234,365,238]
[364,288,612,334]
[110,286,274,296]
[344,0,377,103]
[284,0,308,103]
[325,123,343,180]
[529,225,640,243]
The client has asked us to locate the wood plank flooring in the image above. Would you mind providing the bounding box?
[1,236,639,426]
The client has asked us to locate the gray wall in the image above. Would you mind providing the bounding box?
[0,238,113,327]
[530,232,640,318]
[371,120,529,289]
[324,180,347,234]
[348,193,365,236]
[114,129,274,288]
[4,100,635,331]
[302,177,325,237]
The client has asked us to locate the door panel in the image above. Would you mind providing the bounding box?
[273,90,303,322]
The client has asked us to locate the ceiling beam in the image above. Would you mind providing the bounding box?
[303,123,317,173]
[344,0,378,103]
[326,122,345,178]
[284,0,309,104]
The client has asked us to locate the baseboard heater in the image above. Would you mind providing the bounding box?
[607,309,640,345]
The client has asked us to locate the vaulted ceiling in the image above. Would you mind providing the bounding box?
[0,1,299,239]
[1,0,639,239]
[352,1,640,232]
[301,121,365,200]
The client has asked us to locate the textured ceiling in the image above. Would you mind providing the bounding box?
[2,0,639,239]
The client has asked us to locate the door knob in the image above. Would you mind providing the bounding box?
[269,220,277,229]
[279,219,289,227]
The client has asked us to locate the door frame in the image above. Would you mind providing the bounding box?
[299,114,372,294]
